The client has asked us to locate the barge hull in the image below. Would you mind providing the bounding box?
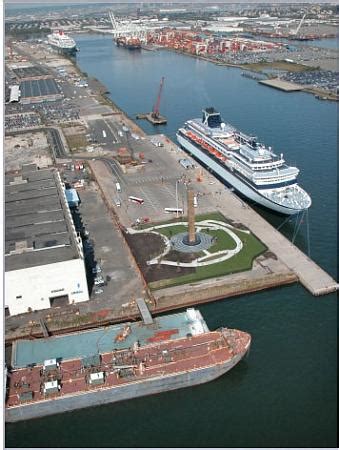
[6,352,245,423]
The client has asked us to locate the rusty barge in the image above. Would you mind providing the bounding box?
[5,309,251,422]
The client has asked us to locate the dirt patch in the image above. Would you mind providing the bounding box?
[63,125,87,136]
[5,131,52,172]
[65,134,87,151]
[124,232,195,283]
[166,250,199,263]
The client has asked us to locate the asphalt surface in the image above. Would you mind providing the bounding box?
[76,183,146,305]
[20,78,61,99]
[48,128,66,158]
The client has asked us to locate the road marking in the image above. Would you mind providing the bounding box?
[104,119,118,143]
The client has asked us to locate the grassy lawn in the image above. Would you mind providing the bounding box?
[195,211,228,223]
[133,211,268,290]
[155,225,188,238]
[204,229,236,252]
[149,230,267,290]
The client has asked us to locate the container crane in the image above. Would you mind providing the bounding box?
[290,13,306,38]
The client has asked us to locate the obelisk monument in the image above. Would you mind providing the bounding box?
[183,188,201,246]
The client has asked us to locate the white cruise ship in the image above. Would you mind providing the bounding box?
[177,107,311,215]
[47,30,78,55]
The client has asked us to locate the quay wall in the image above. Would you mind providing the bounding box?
[153,272,298,312]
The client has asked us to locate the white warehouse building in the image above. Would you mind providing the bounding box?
[5,165,89,316]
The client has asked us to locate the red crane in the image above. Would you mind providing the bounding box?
[152,77,165,119]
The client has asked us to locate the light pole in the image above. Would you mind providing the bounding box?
[175,179,179,218]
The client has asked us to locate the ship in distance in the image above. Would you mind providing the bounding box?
[116,35,142,50]
[176,107,312,215]
[47,30,78,55]
[5,309,251,422]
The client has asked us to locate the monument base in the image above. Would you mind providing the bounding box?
[171,232,213,253]
[182,233,201,246]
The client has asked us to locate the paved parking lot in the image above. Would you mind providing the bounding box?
[77,183,146,306]
[89,135,218,227]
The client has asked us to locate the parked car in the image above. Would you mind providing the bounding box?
[94,276,105,286]
[92,265,102,275]
[94,288,104,294]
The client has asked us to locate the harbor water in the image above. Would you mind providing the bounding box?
[5,34,337,448]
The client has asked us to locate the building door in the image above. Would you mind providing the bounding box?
[49,295,69,308]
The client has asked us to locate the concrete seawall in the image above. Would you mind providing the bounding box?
[153,271,298,311]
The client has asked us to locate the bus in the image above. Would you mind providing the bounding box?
[115,182,121,193]
[164,208,183,214]
[129,196,144,205]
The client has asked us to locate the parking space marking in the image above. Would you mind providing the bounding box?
[136,186,158,211]
[128,175,176,186]
[161,183,176,200]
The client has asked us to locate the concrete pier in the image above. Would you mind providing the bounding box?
[216,190,338,296]
[259,79,303,91]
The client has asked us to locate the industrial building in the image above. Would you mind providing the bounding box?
[5,165,89,316]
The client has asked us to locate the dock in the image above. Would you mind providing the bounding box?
[259,79,303,91]
[216,190,338,296]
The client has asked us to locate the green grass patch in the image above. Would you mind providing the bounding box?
[149,230,267,290]
[204,229,236,253]
[195,211,228,223]
[155,225,187,238]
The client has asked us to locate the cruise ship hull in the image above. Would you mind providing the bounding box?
[49,43,77,56]
[177,134,305,215]
[6,349,246,423]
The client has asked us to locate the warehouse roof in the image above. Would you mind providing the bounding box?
[5,166,81,272]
